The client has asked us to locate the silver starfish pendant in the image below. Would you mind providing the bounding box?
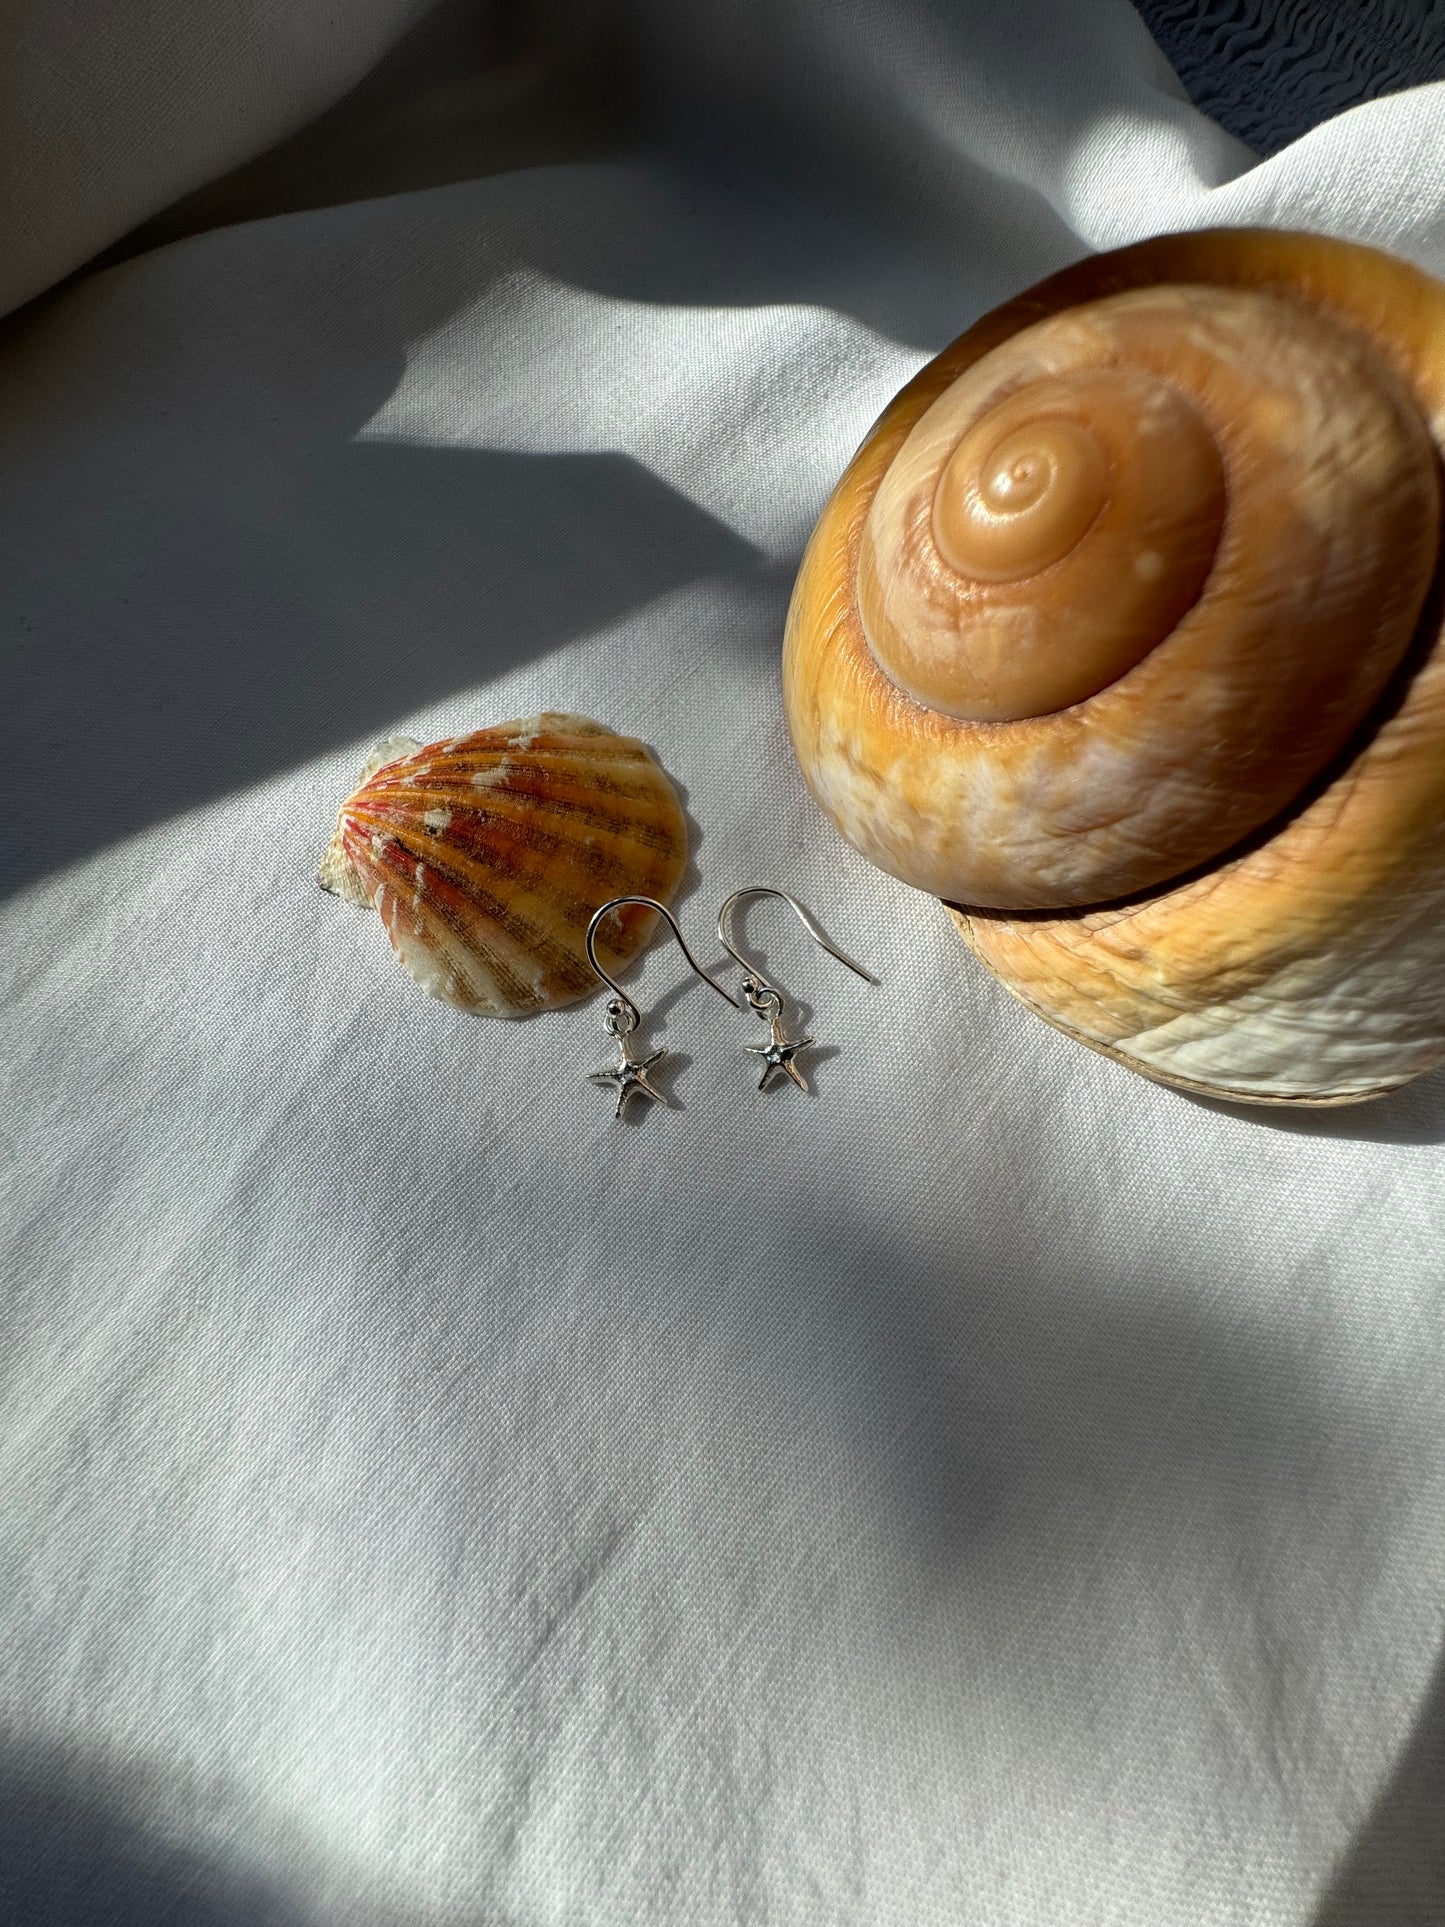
[744,1013,814,1092]
[588,1034,669,1118]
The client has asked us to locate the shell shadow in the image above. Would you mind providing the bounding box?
[1180,1066,1445,1147]
[662,764,707,920]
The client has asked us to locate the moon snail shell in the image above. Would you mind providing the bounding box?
[783,230,1445,1105]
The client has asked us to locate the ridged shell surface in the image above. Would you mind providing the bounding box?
[318,713,687,1016]
[783,228,1445,1104]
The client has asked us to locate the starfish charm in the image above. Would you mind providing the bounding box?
[588,1037,668,1118]
[744,1014,814,1092]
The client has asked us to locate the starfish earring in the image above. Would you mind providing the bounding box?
[583,896,740,1119]
[716,887,876,1096]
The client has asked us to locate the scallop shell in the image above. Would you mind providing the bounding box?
[318,713,687,1017]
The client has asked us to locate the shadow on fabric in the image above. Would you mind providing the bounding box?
[0,1744,303,1927]
[0,437,759,901]
[633,0,1250,298]
[0,181,766,902]
[0,0,1262,908]
[3,1194,1440,1917]
[63,0,1076,358]
[65,0,1253,359]
[700,1202,1404,1596]
[1181,1070,1445,1148]
[1312,1636,1445,1925]
[87,0,645,274]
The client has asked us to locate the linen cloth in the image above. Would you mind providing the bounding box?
[4,3,1445,1922]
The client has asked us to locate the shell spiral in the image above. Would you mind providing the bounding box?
[784,230,1445,1103]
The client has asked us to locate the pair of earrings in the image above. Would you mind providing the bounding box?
[582,887,875,1118]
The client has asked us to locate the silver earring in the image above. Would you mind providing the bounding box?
[716,887,875,1093]
[583,896,740,1118]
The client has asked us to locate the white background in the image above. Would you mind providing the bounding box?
[2,2,1444,1920]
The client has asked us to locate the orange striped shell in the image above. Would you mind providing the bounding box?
[783,229,1445,1103]
[317,713,687,1016]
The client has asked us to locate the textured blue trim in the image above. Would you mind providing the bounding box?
[1133,0,1445,153]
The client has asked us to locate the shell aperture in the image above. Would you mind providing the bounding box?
[318,713,687,1017]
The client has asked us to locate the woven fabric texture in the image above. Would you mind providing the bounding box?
[2,3,1445,1923]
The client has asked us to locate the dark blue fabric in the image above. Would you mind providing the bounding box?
[1133,0,1445,153]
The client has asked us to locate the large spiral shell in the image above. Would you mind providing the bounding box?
[318,713,687,1017]
[784,230,1445,1104]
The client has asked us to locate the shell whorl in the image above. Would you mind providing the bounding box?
[796,277,1441,911]
[858,324,1228,726]
[783,228,1445,1103]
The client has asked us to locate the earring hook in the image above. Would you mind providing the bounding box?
[586,896,741,1034]
[715,887,877,1007]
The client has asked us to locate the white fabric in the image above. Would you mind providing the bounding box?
[3,3,1445,1922]
[0,0,432,319]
